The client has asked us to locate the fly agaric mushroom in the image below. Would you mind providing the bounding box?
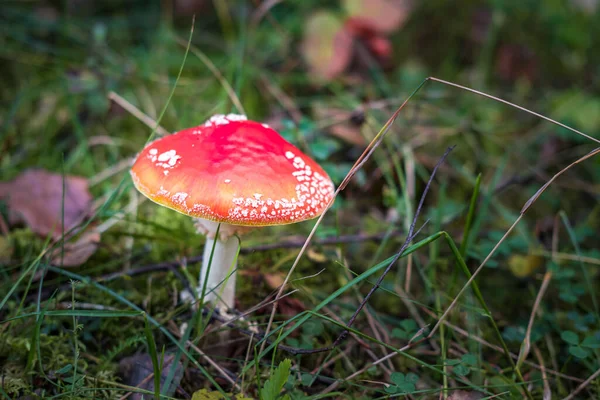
[130,114,335,311]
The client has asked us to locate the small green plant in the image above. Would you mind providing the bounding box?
[261,359,292,400]
[446,353,478,377]
[560,330,600,359]
[286,319,325,350]
[391,318,423,341]
[191,389,253,400]
[385,372,419,395]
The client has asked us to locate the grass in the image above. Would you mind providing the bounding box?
[2,1,600,399]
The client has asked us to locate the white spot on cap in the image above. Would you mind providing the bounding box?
[224,179,231,183]
[285,151,295,159]
[204,113,247,127]
[172,192,188,204]
[149,148,158,155]
[155,149,182,169]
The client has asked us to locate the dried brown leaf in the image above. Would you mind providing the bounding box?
[119,354,182,400]
[306,248,327,263]
[496,44,537,82]
[271,296,306,317]
[51,231,100,267]
[264,272,285,289]
[0,169,93,238]
[314,107,366,146]
[448,390,485,400]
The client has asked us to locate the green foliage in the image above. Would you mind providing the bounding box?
[286,319,326,350]
[391,318,423,341]
[192,389,253,400]
[549,262,587,304]
[561,330,600,359]
[104,334,146,363]
[261,359,292,400]
[446,353,478,377]
[385,372,419,394]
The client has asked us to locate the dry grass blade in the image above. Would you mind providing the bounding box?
[521,147,600,213]
[430,147,600,338]
[533,346,551,400]
[108,92,170,136]
[517,214,560,374]
[562,367,600,400]
[517,270,552,371]
[259,85,428,354]
[429,77,600,145]
[175,37,245,116]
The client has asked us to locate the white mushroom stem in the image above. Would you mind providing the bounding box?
[200,235,239,310]
[194,219,250,310]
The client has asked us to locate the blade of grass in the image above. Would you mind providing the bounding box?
[442,233,529,397]
[47,266,225,394]
[144,314,162,400]
[459,173,481,257]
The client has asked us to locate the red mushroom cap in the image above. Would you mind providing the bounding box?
[130,114,335,226]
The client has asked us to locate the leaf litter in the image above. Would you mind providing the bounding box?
[0,169,99,266]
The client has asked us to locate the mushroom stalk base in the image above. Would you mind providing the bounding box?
[199,234,239,310]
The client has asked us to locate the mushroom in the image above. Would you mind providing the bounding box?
[130,114,335,311]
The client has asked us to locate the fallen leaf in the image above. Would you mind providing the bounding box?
[343,0,412,34]
[264,272,285,289]
[0,236,12,263]
[277,296,307,317]
[119,353,183,400]
[448,390,485,400]
[508,254,545,278]
[313,107,366,146]
[307,248,328,263]
[496,43,537,82]
[300,11,354,81]
[570,0,599,14]
[50,231,100,267]
[0,169,93,239]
